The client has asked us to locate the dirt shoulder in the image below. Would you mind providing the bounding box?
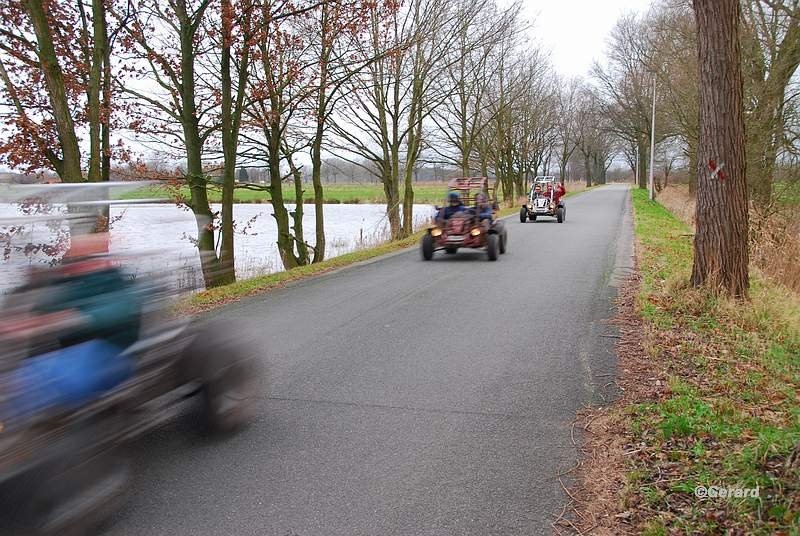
[563,189,800,535]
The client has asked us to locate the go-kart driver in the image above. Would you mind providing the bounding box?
[474,193,493,229]
[533,182,566,203]
[553,182,566,204]
[1,231,141,422]
[436,191,465,221]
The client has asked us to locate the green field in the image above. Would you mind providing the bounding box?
[119,182,451,205]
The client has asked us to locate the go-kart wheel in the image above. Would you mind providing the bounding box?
[182,322,262,435]
[532,214,537,222]
[26,423,130,536]
[556,207,564,223]
[202,351,259,434]
[519,207,527,223]
[487,234,499,261]
[499,231,507,254]
[421,234,434,260]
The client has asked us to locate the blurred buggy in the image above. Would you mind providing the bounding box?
[0,183,261,535]
[421,177,507,261]
[520,176,566,223]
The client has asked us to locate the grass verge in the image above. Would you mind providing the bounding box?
[179,229,426,314]
[567,188,799,535]
[180,204,523,314]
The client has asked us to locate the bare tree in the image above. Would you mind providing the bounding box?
[555,77,582,182]
[121,0,224,287]
[430,0,524,177]
[330,0,459,238]
[592,12,670,189]
[741,1,800,204]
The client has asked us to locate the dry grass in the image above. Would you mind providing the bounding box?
[656,184,800,293]
[568,189,800,535]
[751,212,800,293]
[656,184,695,227]
[556,271,649,536]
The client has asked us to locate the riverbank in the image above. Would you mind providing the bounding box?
[121,182,449,205]
[568,189,800,534]
[120,180,591,205]
[179,204,523,313]
[178,186,600,313]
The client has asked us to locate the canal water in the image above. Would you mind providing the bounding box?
[0,203,434,293]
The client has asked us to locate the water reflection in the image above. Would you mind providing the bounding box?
[1,203,434,293]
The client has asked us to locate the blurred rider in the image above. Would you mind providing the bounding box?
[554,182,566,204]
[437,191,465,221]
[3,229,141,421]
[475,193,493,223]
[33,231,142,350]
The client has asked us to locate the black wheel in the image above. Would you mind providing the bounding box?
[421,234,434,260]
[556,207,564,223]
[519,207,527,223]
[26,423,130,536]
[183,322,262,434]
[203,355,259,434]
[487,234,499,261]
[532,214,537,222]
[499,230,507,254]
[445,247,457,254]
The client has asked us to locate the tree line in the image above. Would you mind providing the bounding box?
[595,0,800,296]
[4,0,790,296]
[0,0,604,288]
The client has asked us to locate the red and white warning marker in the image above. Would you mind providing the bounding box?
[708,159,727,181]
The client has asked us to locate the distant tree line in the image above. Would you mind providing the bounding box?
[5,0,791,296]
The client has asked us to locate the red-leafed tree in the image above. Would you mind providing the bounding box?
[0,0,127,183]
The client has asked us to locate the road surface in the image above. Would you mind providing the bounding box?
[106,184,633,535]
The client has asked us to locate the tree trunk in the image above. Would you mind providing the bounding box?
[384,170,401,240]
[101,36,111,183]
[217,0,237,285]
[746,103,776,204]
[285,150,310,265]
[637,140,648,189]
[177,4,221,288]
[584,152,592,187]
[310,34,329,263]
[691,0,749,297]
[687,144,698,194]
[310,128,326,262]
[401,77,424,238]
[24,0,83,183]
[268,123,299,269]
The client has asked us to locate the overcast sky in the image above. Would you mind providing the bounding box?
[523,0,652,78]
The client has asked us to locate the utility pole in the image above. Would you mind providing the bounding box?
[648,74,657,200]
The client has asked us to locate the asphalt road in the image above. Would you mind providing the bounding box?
[106,184,634,536]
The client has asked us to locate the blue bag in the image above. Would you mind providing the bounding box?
[6,340,133,421]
